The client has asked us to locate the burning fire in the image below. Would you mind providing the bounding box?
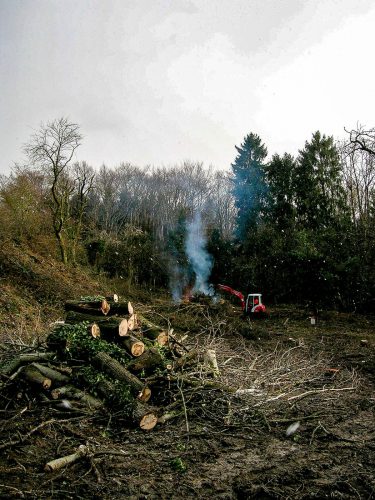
[182,285,194,303]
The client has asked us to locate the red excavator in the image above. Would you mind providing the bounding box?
[218,284,267,317]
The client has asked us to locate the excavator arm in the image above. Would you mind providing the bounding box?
[217,284,246,311]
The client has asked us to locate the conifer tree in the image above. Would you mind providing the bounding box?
[294,131,348,230]
[231,133,268,238]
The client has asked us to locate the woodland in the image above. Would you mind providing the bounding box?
[1,118,375,311]
[0,118,374,499]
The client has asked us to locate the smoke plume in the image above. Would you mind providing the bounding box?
[185,212,213,295]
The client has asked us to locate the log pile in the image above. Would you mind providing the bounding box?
[0,294,219,432]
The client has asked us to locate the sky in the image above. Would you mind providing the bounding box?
[1,0,375,175]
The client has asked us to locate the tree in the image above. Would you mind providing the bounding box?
[345,124,375,157]
[24,117,82,264]
[0,167,49,244]
[265,153,296,229]
[294,131,348,230]
[231,133,268,238]
[70,161,96,264]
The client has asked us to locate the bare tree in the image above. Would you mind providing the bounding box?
[24,117,82,264]
[345,124,375,157]
[70,161,96,264]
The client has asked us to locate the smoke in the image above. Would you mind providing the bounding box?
[185,212,214,296]
[169,263,189,304]
[168,211,214,302]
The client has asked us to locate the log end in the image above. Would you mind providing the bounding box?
[101,299,111,315]
[43,378,52,390]
[91,323,101,338]
[118,319,129,337]
[140,413,158,431]
[157,332,169,346]
[131,342,145,357]
[138,387,152,403]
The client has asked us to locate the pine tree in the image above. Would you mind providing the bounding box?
[265,153,296,229]
[231,133,268,238]
[294,131,348,230]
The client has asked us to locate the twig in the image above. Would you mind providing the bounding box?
[0,484,25,498]
[288,386,356,402]
[310,421,330,445]
[177,377,189,436]
[0,419,56,451]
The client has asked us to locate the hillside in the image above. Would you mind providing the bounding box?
[0,242,105,339]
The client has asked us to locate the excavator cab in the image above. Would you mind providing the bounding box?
[246,294,266,315]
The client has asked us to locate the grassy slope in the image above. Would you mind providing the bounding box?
[0,241,107,341]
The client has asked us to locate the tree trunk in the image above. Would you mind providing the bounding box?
[22,365,52,390]
[1,352,55,376]
[55,228,68,265]
[92,351,151,402]
[65,311,128,337]
[64,299,110,315]
[127,348,164,374]
[51,385,103,409]
[121,335,145,357]
[31,363,70,386]
[96,379,157,430]
[139,316,169,346]
[106,301,134,316]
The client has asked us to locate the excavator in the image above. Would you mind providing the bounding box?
[217,284,267,317]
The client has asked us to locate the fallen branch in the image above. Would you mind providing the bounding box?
[44,444,88,472]
[1,352,55,376]
[93,351,151,402]
[287,386,356,402]
[0,419,56,451]
[51,385,103,409]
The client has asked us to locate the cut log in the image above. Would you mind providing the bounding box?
[88,323,101,338]
[139,316,169,346]
[22,365,52,390]
[93,351,151,402]
[127,348,164,374]
[96,379,157,430]
[107,301,134,317]
[45,445,88,472]
[127,314,139,331]
[173,348,199,370]
[1,352,55,376]
[138,412,158,431]
[65,311,128,338]
[203,349,220,377]
[64,299,110,316]
[121,335,145,357]
[105,294,119,303]
[51,385,103,409]
[99,318,128,338]
[31,363,70,386]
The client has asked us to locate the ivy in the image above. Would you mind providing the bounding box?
[48,322,129,364]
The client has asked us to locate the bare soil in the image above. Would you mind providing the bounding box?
[1,303,374,499]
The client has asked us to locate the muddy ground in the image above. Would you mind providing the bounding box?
[0,304,374,499]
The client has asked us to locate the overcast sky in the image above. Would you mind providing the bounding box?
[1,0,375,174]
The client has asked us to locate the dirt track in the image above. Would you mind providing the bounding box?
[1,305,374,499]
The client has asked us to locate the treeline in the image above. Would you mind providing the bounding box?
[0,118,374,311]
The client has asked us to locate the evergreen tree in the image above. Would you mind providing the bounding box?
[231,133,268,238]
[294,131,348,230]
[265,153,296,229]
